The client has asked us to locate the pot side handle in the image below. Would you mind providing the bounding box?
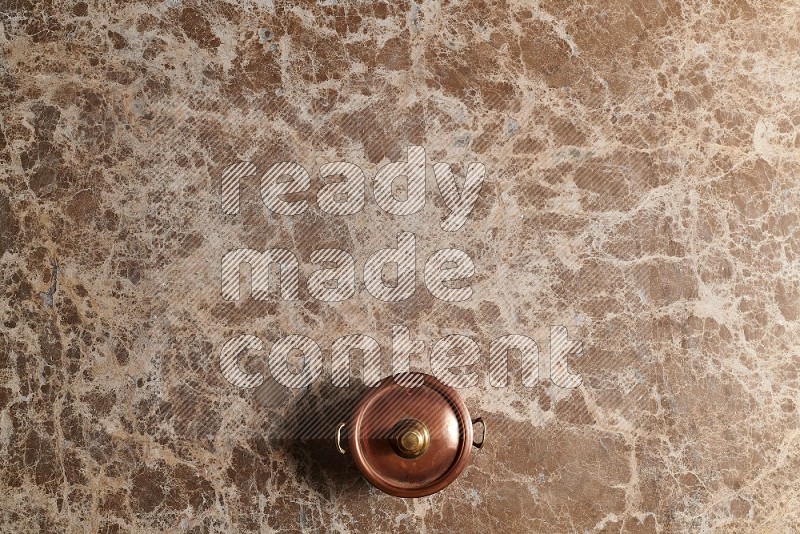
[472,417,487,449]
[335,422,347,454]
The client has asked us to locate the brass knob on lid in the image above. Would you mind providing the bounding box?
[391,418,430,459]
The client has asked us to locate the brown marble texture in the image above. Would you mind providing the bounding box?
[2,0,800,532]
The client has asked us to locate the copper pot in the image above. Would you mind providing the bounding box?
[335,372,486,498]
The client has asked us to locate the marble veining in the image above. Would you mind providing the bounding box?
[1,1,799,532]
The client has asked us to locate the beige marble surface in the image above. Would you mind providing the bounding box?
[1,1,799,532]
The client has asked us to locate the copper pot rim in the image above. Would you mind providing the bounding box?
[347,372,474,498]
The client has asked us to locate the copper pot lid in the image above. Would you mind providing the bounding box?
[341,372,484,498]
